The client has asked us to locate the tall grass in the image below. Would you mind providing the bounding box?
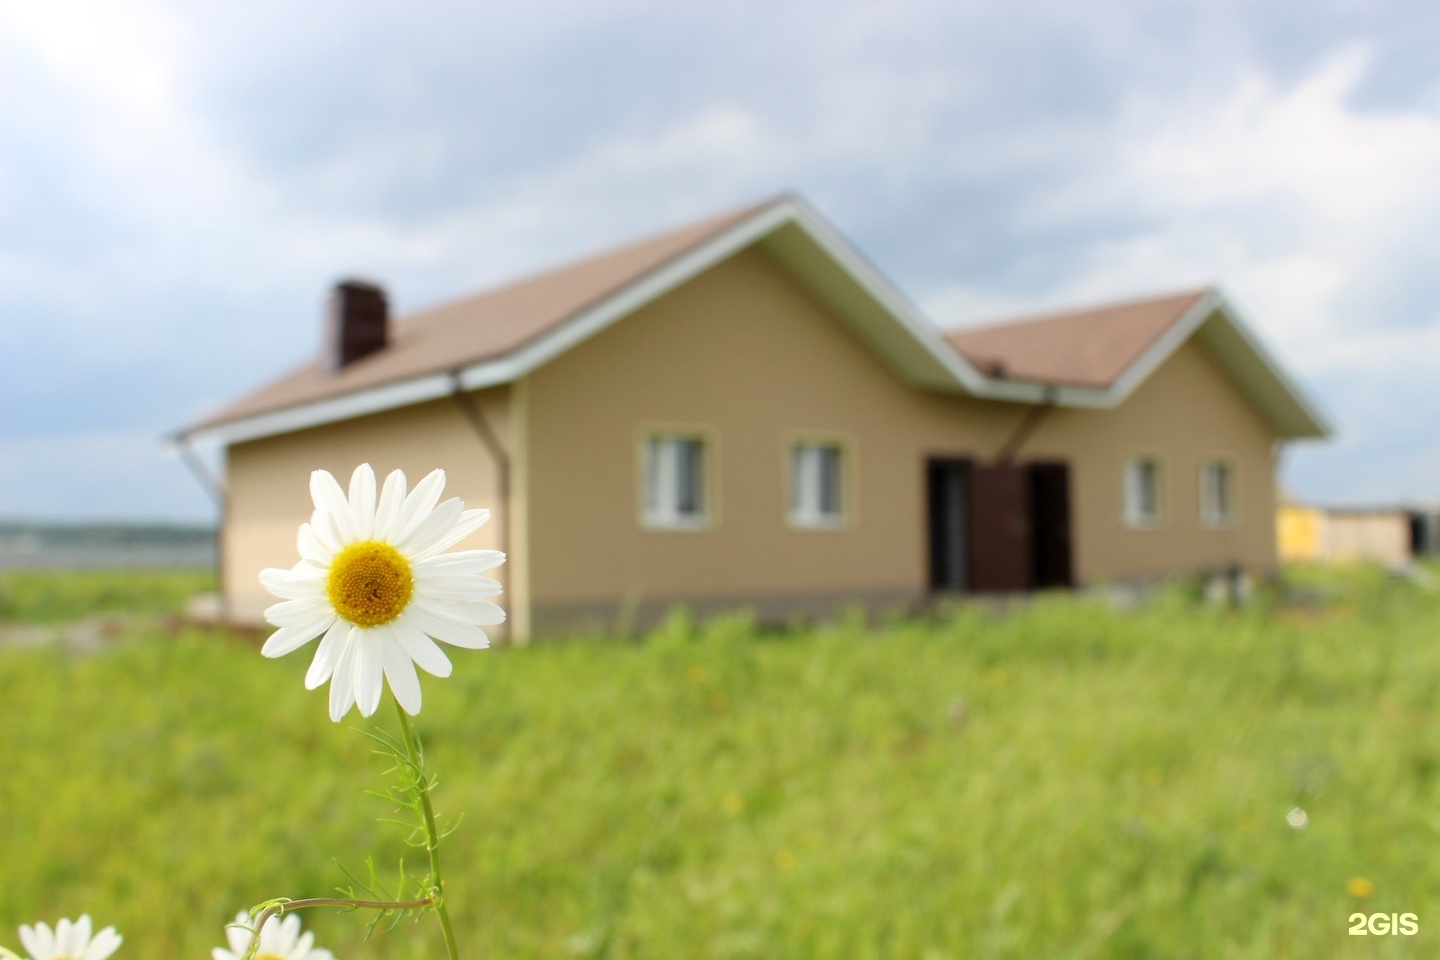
[1,566,1437,958]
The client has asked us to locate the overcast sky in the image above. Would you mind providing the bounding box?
[4,0,1440,523]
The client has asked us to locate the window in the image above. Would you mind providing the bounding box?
[790,442,844,527]
[1199,461,1233,528]
[1124,457,1161,528]
[643,435,708,528]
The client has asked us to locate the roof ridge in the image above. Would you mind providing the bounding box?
[398,193,790,327]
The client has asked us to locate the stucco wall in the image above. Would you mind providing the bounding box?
[224,389,513,632]
[522,245,1280,629]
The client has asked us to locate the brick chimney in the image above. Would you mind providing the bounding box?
[326,279,389,370]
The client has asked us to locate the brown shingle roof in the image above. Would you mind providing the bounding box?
[185,196,781,433]
[187,184,1237,442]
[945,288,1211,390]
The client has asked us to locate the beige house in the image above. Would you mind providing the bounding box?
[177,193,1330,640]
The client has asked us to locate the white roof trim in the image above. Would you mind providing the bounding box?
[1202,290,1333,437]
[975,377,1113,407]
[458,201,799,391]
[1101,290,1221,405]
[781,200,989,392]
[183,198,1328,446]
[182,372,456,446]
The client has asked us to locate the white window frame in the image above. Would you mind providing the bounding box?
[1123,456,1162,529]
[641,432,712,530]
[1199,460,1234,529]
[789,441,846,529]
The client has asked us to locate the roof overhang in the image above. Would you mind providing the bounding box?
[177,198,1330,447]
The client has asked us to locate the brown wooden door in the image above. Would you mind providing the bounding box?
[969,464,1030,592]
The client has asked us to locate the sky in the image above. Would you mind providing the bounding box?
[4,0,1440,523]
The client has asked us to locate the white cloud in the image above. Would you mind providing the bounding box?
[1087,46,1440,371]
[6,1,1440,514]
[928,44,1440,384]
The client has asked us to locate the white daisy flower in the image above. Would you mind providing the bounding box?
[15,915,121,960]
[213,912,333,960]
[259,464,505,721]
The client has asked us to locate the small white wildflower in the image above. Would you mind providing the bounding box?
[1285,806,1309,829]
[213,912,334,960]
[15,915,121,960]
[259,464,506,721]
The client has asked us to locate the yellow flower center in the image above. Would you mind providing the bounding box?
[255,954,285,960]
[326,540,414,627]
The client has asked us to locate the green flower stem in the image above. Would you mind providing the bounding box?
[395,697,462,960]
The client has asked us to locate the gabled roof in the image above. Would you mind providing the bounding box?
[177,194,1330,445]
[945,288,1331,438]
[181,197,777,437]
[946,289,1209,390]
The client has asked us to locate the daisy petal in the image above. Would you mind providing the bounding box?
[397,497,463,556]
[329,627,361,721]
[355,629,385,717]
[413,549,507,575]
[263,595,335,628]
[415,595,508,626]
[319,502,355,555]
[297,522,331,565]
[15,927,34,959]
[19,922,52,960]
[262,615,336,658]
[72,915,92,952]
[380,624,424,714]
[393,616,455,676]
[53,917,73,956]
[373,469,408,540]
[406,604,493,649]
[390,468,447,545]
[307,505,344,555]
[55,918,74,956]
[305,618,351,689]
[349,463,377,539]
[85,927,122,960]
[408,572,504,600]
[259,567,326,601]
[413,507,492,559]
[310,469,357,542]
[224,913,251,953]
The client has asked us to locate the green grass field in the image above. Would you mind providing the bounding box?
[1,566,1438,958]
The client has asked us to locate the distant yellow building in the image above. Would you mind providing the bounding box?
[1277,503,1325,562]
[1276,500,1414,568]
